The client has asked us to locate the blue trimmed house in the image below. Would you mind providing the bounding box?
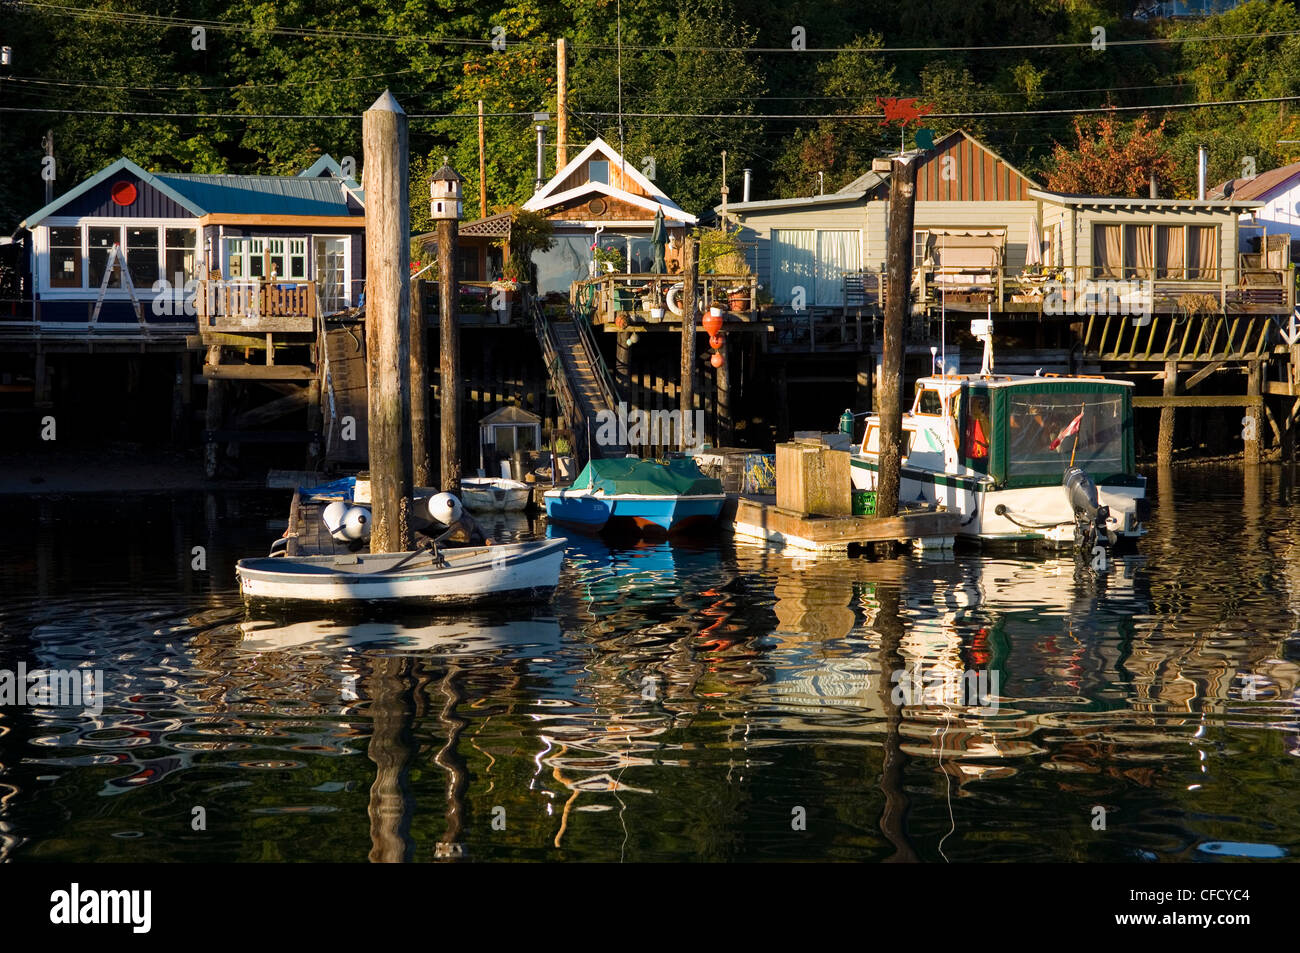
[18,155,366,331]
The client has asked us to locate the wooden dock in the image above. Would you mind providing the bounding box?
[727,493,958,554]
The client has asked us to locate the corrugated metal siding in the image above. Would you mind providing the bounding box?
[57,174,195,219]
[916,135,1032,202]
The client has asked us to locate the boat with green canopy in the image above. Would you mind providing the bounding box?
[543,457,726,534]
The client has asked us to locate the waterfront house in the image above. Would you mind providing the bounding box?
[1212,159,1300,261]
[17,154,366,333]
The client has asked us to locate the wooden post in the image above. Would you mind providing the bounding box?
[1158,359,1176,467]
[438,207,462,493]
[716,335,731,447]
[775,362,790,441]
[556,39,568,170]
[203,344,223,478]
[477,100,488,220]
[616,331,630,397]
[856,352,873,417]
[1246,360,1262,464]
[877,155,917,519]
[680,237,697,432]
[410,277,431,486]
[363,90,414,552]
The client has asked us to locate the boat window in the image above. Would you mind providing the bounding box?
[1006,389,1126,479]
[916,388,943,416]
[963,392,991,467]
[864,425,911,455]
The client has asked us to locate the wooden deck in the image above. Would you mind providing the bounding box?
[728,494,959,554]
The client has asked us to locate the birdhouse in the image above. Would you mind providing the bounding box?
[429,158,463,221]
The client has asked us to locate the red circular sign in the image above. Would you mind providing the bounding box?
[110,181,137,207]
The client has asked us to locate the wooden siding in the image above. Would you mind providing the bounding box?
[56,173,195,219]
[731,203,869,295]
[915,135,1033,201]
[1060,205,1243,285]
[547,195,655,221]
[553,156,652,199]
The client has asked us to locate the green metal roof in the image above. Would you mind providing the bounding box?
[154,172,361,216]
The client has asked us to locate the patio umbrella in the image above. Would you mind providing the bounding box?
[650,206,666,274]
[1026,216,1043,268]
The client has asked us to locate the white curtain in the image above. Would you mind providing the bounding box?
[772,229,816,306]
[815,230,862,306]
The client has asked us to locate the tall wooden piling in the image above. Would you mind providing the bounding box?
[203,344,223,478]
[1158,359,1176,466]
[1246,360,1262,464]
[410,277,431,486]
[680,237,698,438]
[877,155,917,519]
[363,90,414,552]
[716,335,731,446]
[436,178,463,493]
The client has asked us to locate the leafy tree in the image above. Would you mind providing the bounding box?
[1043,113,1177,196]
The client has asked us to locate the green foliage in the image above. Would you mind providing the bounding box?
[695,224,747,275]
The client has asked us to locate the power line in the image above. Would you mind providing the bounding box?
[579,95,1300,120]
[0,106,540,119]
[2,69,422,92]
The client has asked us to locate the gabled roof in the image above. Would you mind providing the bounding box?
[299,153,361,191]
[23,156,365,227]
[523,136,696,224]
[459,212,513,237]
[1211,160,1300,202]
[22,157,206,227]
[479,404,541,426]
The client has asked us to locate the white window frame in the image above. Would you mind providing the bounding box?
[35,218,200,298]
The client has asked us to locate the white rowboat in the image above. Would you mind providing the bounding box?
[460,477,531,512]
[236,538,567,607]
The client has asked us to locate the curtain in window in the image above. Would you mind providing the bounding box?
[1187,226,1218,279]
[815,230,861,306]
[772,229,816,306]
[1093,224,1121,278]
[1156,225,1184,279]
[1123,225,1154,279]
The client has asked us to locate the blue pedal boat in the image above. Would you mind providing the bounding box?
[543,458,726,535]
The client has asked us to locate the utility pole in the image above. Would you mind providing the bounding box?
[720,150,728,227]
[42,129,54,205]
[477,99,487,219]
[363,90,414,552]
[877,153,917,519]
[556,38,568,169]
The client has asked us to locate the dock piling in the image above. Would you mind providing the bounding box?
[877,154,917,518]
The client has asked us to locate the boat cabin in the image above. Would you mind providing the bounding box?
[859,374,1138,488]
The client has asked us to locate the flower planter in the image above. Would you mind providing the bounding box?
[648,307,665,321]
[727,292,751,313]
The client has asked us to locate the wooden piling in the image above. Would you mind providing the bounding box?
[680,237,697,432]
[203,344,223,478]
[1158,359,1176,466]
[877,155,917,519]
[716,335,731,446]
[363,90,414,552]
[437,207,462,493]
[409,277,431,486]
[1245,360,1262,465]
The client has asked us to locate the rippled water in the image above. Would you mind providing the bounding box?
[2,466,1299,862]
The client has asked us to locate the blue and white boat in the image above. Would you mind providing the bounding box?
[543,458,726,535]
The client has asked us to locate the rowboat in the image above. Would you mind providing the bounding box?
[236,538,567,607]
[543,457,725,534]
[460,476,531,512]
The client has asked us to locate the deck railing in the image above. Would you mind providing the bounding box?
[574,272,762,325]
[197,279,317,331]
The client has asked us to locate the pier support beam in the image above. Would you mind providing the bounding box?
[877,153,917,519]
[680,237,697,433]
[410,277,431,486]
[1245,360,1263,465]
[203,345,224,478]
[715,335,731,447]
[856,352,873,416]
[363,90,414,552]
[1158,359,1176,466]
[616,331,630,399]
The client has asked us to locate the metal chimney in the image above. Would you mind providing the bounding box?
[1197,146,1207,200]
[742,168,752,203]
[1149,171,1158,199]
[535,124,545,190]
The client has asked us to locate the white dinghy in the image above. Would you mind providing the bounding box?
[236,538,567,608]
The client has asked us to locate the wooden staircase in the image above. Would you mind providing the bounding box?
[530,301,626,460]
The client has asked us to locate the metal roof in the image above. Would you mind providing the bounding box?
[154,172,360,216]
[1028,188,1262,210]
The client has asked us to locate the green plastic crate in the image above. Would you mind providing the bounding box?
[852,490,877,516]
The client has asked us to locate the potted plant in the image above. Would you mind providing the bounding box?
[593,245,625,274]
[551,431,576,482]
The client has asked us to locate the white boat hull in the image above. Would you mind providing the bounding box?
[460,478,531,512]
[850,457,1144,546]
[236,538,567,606]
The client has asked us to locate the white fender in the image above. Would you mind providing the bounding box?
[665,282,685,316]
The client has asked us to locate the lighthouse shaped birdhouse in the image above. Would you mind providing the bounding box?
[430,158,463,221]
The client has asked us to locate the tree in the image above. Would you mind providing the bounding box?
[1044,113,1177,196]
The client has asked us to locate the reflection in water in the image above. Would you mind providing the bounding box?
[0,470,1299,861]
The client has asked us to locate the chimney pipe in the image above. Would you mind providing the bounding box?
[535,124,545,190]
[1197,146,1207,201]
[742,168,752,203]
[1149,171,1158,199]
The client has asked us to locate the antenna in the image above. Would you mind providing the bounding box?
[616,0,625,187]
[939,234,946,375]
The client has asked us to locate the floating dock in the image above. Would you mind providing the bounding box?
[727,494,958,554]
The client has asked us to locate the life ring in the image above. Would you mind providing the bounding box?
[664,282,704,317]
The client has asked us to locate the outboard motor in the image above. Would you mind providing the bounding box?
[1063,467,1116,552]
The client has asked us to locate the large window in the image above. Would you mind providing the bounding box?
[46,224,198,291]
[49,227,81,288]
[1094,223,1218,280]
[1006,389,1126,480]
[227,237,308,281]
[772,229,862,306]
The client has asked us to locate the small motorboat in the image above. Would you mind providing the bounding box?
[544,457,725,535]
[460,477,531,512]
[236,537,568,608]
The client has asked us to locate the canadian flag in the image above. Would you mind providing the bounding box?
[1049,411,1084,451]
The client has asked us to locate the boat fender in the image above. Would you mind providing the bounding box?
[321,500,348,534]
[664,283,702,317]
[335,505,371,542]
